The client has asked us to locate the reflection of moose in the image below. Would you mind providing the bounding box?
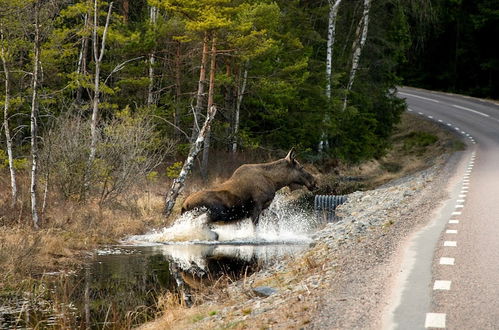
[181,149,318,225]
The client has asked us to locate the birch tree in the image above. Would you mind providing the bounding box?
[164,105,217,217]
[30,1,41,228]
[147,5,157,107]
[0,27,18,206]
[88,0,113,171]
[343,0,372,110]
[320,0,343,151]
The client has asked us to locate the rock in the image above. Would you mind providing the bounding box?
[252,286,278,297]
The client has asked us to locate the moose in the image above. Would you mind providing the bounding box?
[181,148,318,225]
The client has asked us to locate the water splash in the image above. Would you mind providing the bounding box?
[128,193,319,245]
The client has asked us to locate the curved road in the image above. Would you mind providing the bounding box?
[383,87,499,329]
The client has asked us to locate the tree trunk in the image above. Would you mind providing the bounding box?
[232,61,248,153]
[76,13,90,104]
[174,41,182,137]
[0,28,18,207]
[88,0,113,167]
[147,5,157,106]
[191,32,209,142]
[164,105,218,218]
[343,0,371,110]
[200,36,217,180]
[320,0,342,152]
[325,0,342,100]
[30,2,41,229]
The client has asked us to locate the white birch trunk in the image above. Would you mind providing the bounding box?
[164,105,218,217]
[89,0,113,164]
[231,62,248,153]
[147,5,157,106]
[200,36,217,180]
[320,0,343,152]
[343,0,371,110]
[30,5,41,228]
[325,0,342,100]
[0,29,18,206]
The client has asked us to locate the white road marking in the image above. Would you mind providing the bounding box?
[399,92,440,103]
[455,204,464,208]
[428,116,434,119]
[433,280,452,291]
[459,194,467,198]
[449,220,459,224]
[456,199,465,203]
[425,313,446,328]
[446,229,458,234]
[440,257,455,265]
[452,211,462,215]
[444,241,457,247]
[454,127,460,130]
[462,183,469,187]
[452,104,490,117]
[438,119,443,122]
[447,123,452,126]
[408,108,413,112]
[418,112,424,115]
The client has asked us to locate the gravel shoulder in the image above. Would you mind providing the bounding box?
[141,148,464,329]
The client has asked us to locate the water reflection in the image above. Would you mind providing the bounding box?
[1,242,308,329]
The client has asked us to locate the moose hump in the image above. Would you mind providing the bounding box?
[181,149,317,225]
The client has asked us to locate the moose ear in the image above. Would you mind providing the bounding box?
[285,148,296,164]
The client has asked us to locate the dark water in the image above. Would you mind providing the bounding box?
[0,243,308,329]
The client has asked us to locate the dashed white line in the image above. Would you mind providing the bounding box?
[455,204,464,208]
[418,112,424,115]
[444,241,457,247]
[452,211,462,215]
[438,119,443,123]
[433,280,452,291]
[399,92,440,103]
[459,194,467,198]
[449,220,459,224]
[446,229,458,234]
[452,104,490,117]
[440,257,455,265]
[425,313,446,328]
[446,123,452,126]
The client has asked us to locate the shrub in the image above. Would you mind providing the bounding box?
[40,110,174,203]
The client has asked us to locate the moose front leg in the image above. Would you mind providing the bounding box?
[250,203,263,226]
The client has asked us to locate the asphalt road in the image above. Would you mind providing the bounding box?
[384,87,499,329]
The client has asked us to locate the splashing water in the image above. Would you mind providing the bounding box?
[128,193,319,245]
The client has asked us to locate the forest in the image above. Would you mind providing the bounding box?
[401,0,499,98]
[1,0,496,227]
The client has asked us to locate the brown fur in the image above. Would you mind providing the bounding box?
[181,149,317,225]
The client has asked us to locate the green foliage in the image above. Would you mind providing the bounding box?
[166,161,182,178]
[0,150,28,171]
[1,0,417,191]
[400,0,499,98]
